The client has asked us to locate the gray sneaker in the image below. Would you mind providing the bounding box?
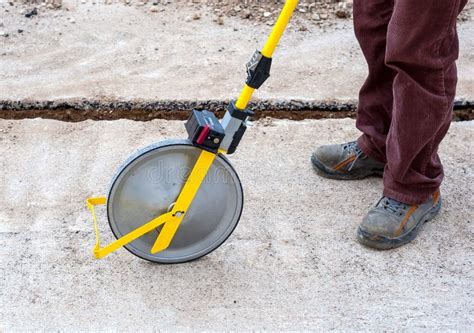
[357,191,442,249]
[311,141,384,180]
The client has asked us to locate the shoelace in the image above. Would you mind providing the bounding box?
[379,197,407,215]
[342,141,365,171]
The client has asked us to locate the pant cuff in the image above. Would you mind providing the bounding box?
[383,186,436,205]
[357,135,386,164]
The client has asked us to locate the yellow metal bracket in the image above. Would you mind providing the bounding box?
[150,149,216,253]
[87,149,216,259]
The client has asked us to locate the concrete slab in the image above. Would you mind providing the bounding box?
[1,3,473,103]
[0,118,472,330]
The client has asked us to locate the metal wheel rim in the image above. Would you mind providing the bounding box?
[107,139,243,263]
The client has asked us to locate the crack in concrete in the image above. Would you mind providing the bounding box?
[0,99,472,121]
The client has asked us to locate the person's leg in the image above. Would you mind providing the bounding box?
[383,0,468,204]
[357,0,468,249]
[354,0,396,164]
[310,0,393,179]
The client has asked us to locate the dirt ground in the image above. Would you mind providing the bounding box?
[0,118,473,330]
[1,1,473,103]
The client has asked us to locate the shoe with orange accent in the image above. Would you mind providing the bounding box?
[357,191,442,249]
[311,141,384,180]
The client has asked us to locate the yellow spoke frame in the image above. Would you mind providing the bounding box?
[87,150,216,259]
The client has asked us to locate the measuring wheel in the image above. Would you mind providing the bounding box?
[87,0,300,262]
[107,139,244,263]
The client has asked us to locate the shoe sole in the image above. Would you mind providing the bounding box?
[356,198,442,250]
[311,154,384,180]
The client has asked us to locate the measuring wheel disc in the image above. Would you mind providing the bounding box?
[107,139,244,263]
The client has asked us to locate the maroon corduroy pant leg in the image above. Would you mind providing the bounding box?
[353,0,467,204]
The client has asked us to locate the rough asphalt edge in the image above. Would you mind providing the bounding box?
[0,98,472,121]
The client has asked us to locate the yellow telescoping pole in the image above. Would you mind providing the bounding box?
[235,0,299,110]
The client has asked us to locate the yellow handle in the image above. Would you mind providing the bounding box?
[235,0,299,110]
[261,0,299,58]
